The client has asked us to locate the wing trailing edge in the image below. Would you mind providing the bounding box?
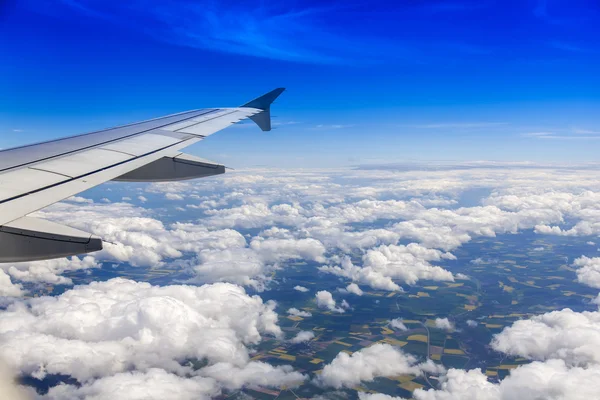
[113,153,224,182]
[0,217,102,262]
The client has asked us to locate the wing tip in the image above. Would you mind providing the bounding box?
[241,88,286,111]
[242,88,286,132]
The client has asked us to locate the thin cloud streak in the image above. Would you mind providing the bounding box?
[46,0,510,65]
[408,122,508,129]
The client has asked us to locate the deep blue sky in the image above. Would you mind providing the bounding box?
[1,0,599,166]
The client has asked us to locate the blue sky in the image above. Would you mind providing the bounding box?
[1,0,599,167]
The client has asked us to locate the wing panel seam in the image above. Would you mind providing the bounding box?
[0,137,198,206]
[100,148,137,157]
[0,109,220,173]
[173,110,239,135]
[27,167,73,179]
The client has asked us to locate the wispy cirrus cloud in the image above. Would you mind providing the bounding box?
[408,122,508,129]
[47,0,376,64]
[523,130,600,140]
[314,124,355,129]
[40,0,501,65]
[549,41,594,53]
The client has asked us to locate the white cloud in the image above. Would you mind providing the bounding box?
[0,278,287,384]
[249,237,326,264]
[317,344,444,389]
[320,244,455,291]
[25,166,600,291]
[408,360,600,400]
[5,256,99,285]
[0,270,24,297]
[65,196,93,204]
[294,286,309,292]
[191,247,269,290]
[137,195,148,202]
[287,308,312,318]
[9,166,600,397]
[315,290,344,313]
[346,283,364,296]
[491,308,600,366]
[289,331,315,343]
[434,318,454,331]
[45,368,220,400]
[30,201,313,289]
[314,124,354,129]
[359,393,401,400]
[389,318,408,331]
[466,320,478,328]
[573,256,600,289]
[199,361,305,390]
[165,193,184,201]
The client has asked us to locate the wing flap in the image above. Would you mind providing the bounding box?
[0,216,102,262]
[113,153,224,182]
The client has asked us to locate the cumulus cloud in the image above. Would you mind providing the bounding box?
[320,244,455,291]
[573,256,600,288]
[409,360,600,400]
[191,247,269,290]
[317,344,444,389]
[22,166,600,292]
[289,331,315,343]
[294,285,309,292]
[0,278,298,390]
[466,320,478,328]
[405,278,600,400]
[45,368,219,400]
[434,318,454,331]
[0,270,24,297]
[249,237,326,264]
[165,193,184,201]
[315,290,344,313]
[65,196,93,204]
[389,318,408,331]
[5,256,99,285]
[491,308,600,366]
[199,362,305,390]
[29,200,329,289]
[287,308,312,318]
[9,165,600,397]
[359,393,401,400]
[345,283,364,296]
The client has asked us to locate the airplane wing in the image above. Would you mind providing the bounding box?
[0,88,285,262]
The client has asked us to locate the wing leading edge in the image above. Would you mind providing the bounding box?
[0,88,285,262]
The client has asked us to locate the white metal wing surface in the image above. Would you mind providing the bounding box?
[0,88,285,262]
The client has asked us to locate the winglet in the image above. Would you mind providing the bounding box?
[241,88,285,132]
